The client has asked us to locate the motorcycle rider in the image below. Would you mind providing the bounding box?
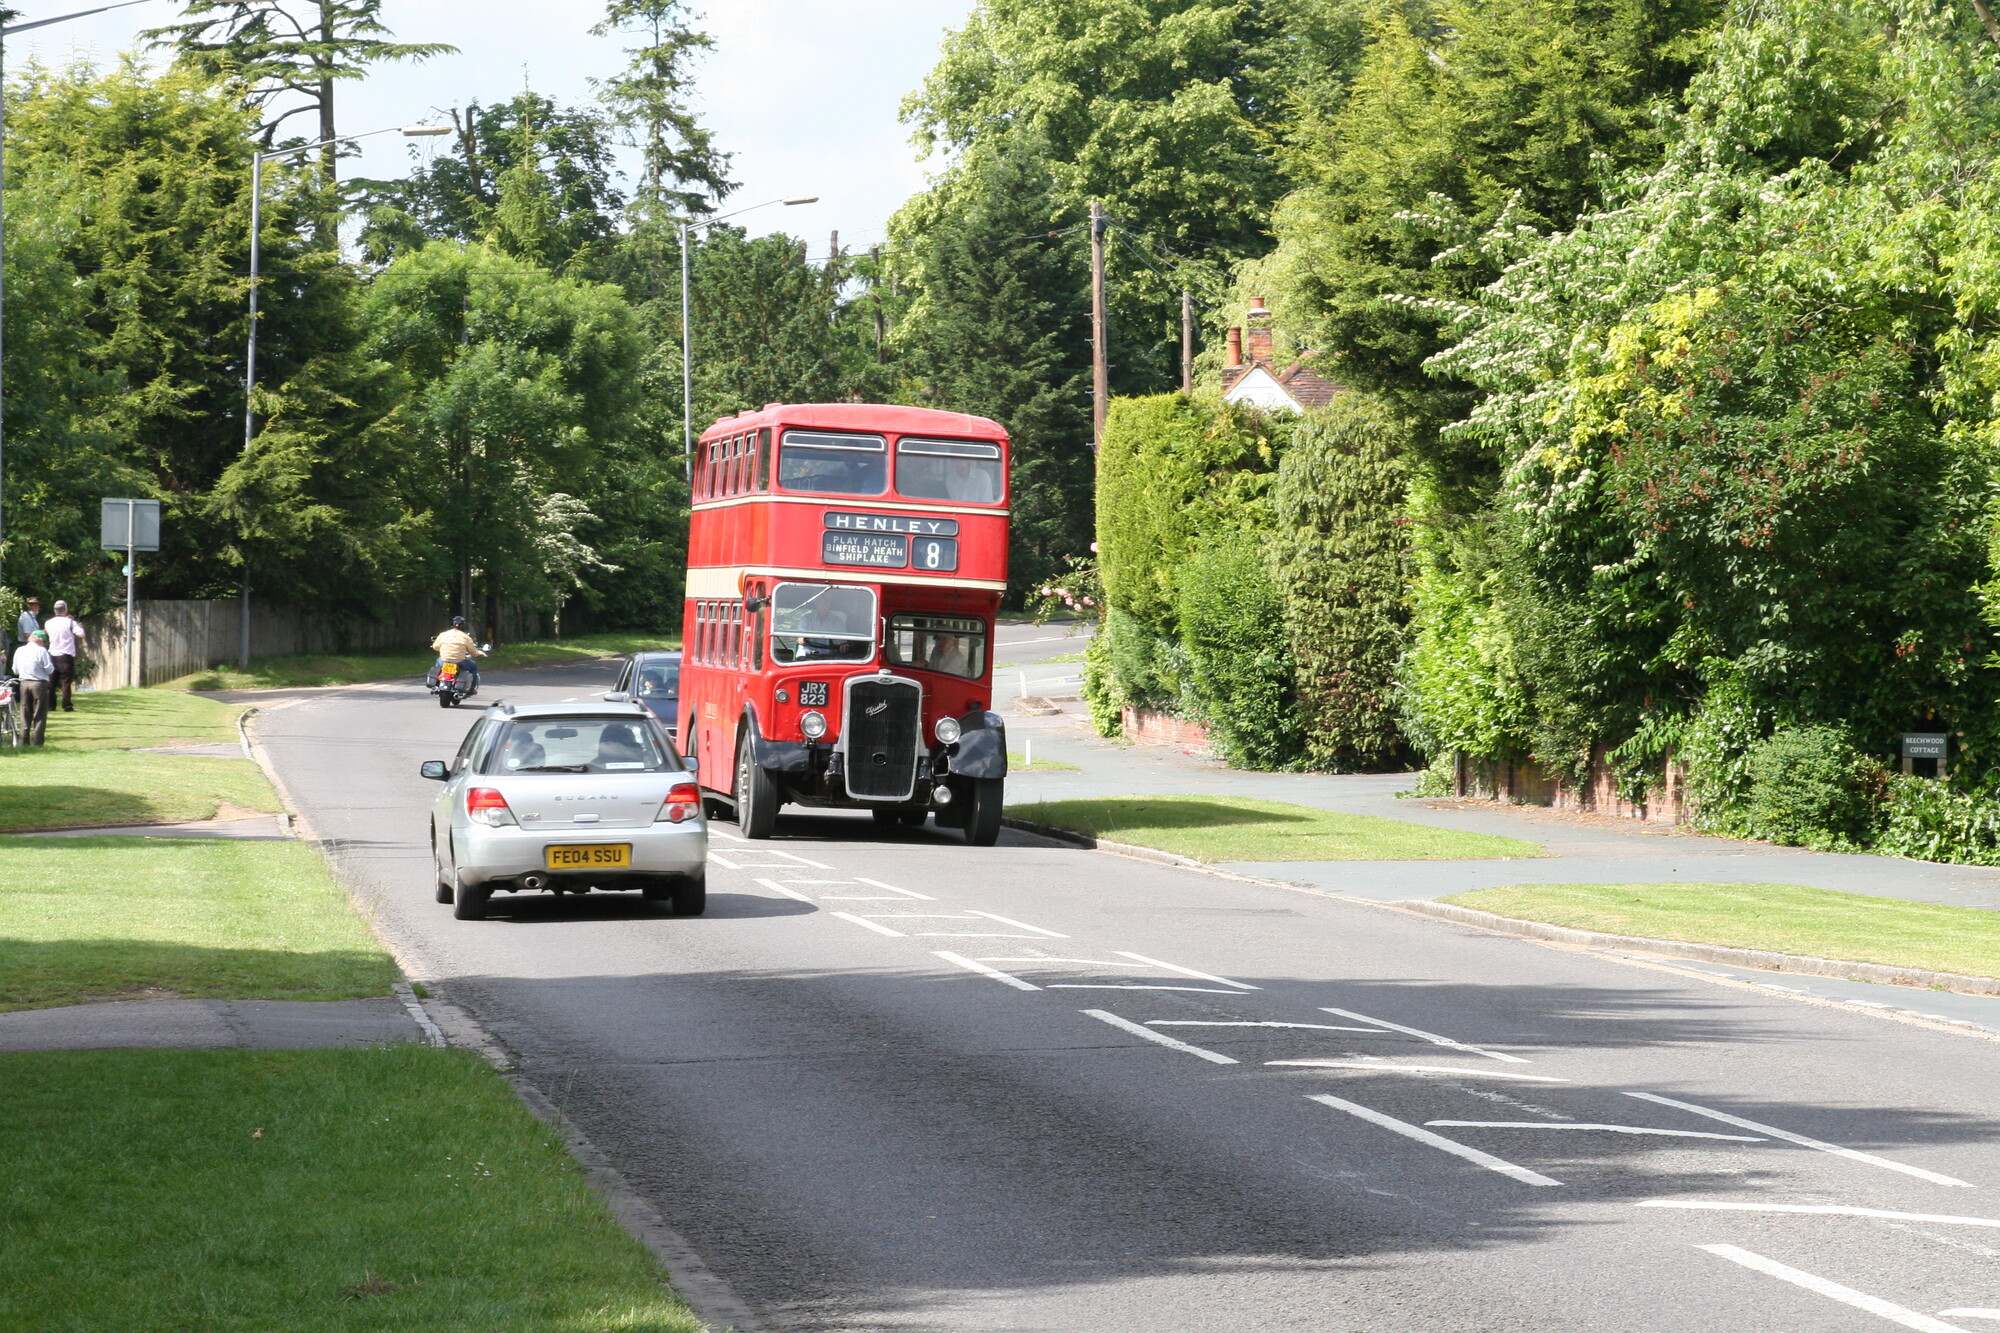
[429,616,486,696]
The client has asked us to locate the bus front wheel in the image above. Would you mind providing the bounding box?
[964,777,1003,847]
[735,732,779,840]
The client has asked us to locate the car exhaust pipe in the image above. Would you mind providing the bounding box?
[521,873,550,892]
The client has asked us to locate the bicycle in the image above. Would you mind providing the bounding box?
[0,676,19,749]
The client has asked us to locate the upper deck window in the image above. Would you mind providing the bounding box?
[778,430,888,497]
[896,437,1003,504]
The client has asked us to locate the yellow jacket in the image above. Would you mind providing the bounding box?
[431,629,481,663]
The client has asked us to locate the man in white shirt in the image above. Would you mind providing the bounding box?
[10,630,53,745]
[42,600,84,712]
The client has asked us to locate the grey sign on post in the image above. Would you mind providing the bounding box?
[100,498,161,553]
[1902,733,1948,760]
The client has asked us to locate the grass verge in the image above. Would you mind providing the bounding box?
[0,688,275,832]
[1008,794,1542,862]
[1445,881,2000,978]
[162,631,680,691]
[0,1046,700,1333]
[0,836,396,1010]
[1008,749,1080,772]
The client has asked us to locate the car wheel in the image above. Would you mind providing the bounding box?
[965,777,1004,847]
[433,842,454,904]
[735,732,778,840]
[672,871,707,917]
[452,877,492,920]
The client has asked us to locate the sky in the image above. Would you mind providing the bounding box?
[10,0,975,248]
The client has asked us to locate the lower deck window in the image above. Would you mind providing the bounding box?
[770,581,876,665]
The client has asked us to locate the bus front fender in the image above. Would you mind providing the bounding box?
[742,708,813,773]
[948,710,1008,780]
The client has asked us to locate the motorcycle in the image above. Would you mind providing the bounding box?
[427,646,490,709]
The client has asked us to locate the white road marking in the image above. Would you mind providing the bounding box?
[854,876,935,900]
[966,910,1068,938]
[1627,1093,1975,1187]
[753,878,815,903]
[1319,1006,1528,1062]
[707,827,749,843]
[765,850,834,868]
[832,911,905,937]
[1114,952,1257,990]
[1307,1094,1563,1187]
[933,951,1040,990]
[1048,976,1248,984]
[1083,1010,1238,1064]
[1940,1313,2000,1321]
[1149,1021,1391,1033]
[998,635,1074,647]
[1273,1060,1567,1083]
[708,852,746,870]
[1642,1201,2000,1226]
[976,957,1149,968]
[1429,1122,1762,1141]
[1699,1244,1973,1332]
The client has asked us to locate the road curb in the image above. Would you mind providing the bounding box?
[1384,898,2000,997]
[1000,816,1204,870]
[242,705,765,1332]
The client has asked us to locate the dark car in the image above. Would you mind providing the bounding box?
[605,650,681,739]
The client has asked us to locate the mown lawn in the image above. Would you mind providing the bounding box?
[0,688,275,831]
[1008,794,1542,862]
[1008,749,1080,772]
[0,1047,700,1333]
[1445,881,2000,978]
[0,836,395,1010]
[163,632,680,691]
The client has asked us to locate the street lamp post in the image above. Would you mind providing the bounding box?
[0,0,161,604]
[680,195,817,478]
[238,122,447,665]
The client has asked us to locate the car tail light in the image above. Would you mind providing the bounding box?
[466,787,517,826]
[656,782,701,824]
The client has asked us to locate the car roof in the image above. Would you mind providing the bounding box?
[483,700,652,720]
[630,651,681,664]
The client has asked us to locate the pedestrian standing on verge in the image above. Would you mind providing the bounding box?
[11,629,53,746]
[42,601,84,713]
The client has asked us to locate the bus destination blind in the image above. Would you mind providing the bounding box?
[823,531,910,568]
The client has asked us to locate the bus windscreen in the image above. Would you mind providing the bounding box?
[778,431,888,497]
[896,438,1003,503]
[771,582,877,665]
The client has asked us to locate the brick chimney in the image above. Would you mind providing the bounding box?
[1226,327,1243,368]
[1246,296,1274,363]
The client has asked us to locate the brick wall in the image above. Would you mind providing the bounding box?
[1121,706,1213,752]
[1454,747,1685,824]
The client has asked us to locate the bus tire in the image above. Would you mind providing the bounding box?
[735,732,779,840]
[965,778,1003,846]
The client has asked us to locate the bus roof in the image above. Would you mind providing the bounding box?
[699,402,1007,443]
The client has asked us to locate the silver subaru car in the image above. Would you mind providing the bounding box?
[421,700,707,920]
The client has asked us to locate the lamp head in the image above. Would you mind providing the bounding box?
[401,125,452,137]
[782,196,819,206]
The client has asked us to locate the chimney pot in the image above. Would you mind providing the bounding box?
[1248,296,1267,312]
[1226,327,1243,367]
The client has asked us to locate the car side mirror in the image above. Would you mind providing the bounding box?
[603,691,629,703]
[420,760,449,781]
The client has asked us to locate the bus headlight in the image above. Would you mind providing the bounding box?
[934,716,961,745]
[800,710,828,739]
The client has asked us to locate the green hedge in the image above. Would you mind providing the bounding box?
[1178,538,1304,769]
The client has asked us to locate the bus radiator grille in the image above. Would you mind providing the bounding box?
[843,676,923,801]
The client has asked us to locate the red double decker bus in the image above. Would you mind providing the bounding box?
[679,403,1011,843]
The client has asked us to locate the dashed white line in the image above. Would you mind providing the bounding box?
[763,849,834,868]
[1114,952,1257,990]
[831,911,906,937]
[1641,1201,2000,1226]
[707,827,748,843]
[977,957,1149,968]
[1083,1010,1238,1064]
[1699,1244,1972,1332]
[1148,1021,1390,1033]
[1047,984,1249,994]
[753,878,815,903]
[933,951,1040,990]
[967,910,1068,938]
[1319,1006,1528,1063]
[854,877,935,900]
[1627,1093,1974,1187]
[708,852,747,870]
[1307,1094,1562,1187]
[1272,1060,1567,1083]
[1429,1122,1762,1141]
[1940,1313,2000,1321]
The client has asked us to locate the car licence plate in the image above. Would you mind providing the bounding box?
[545,844,632,869]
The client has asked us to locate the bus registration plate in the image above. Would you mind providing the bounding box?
[545,844,632,869]
[822,531,909,568]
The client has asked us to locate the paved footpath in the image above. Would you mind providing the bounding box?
[235,654,2000,1333]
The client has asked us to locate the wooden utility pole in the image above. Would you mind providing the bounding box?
[1180,288,1194,394]
[1090,201,1108,449]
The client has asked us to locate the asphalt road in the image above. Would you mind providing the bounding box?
[250,656,2000,1333]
